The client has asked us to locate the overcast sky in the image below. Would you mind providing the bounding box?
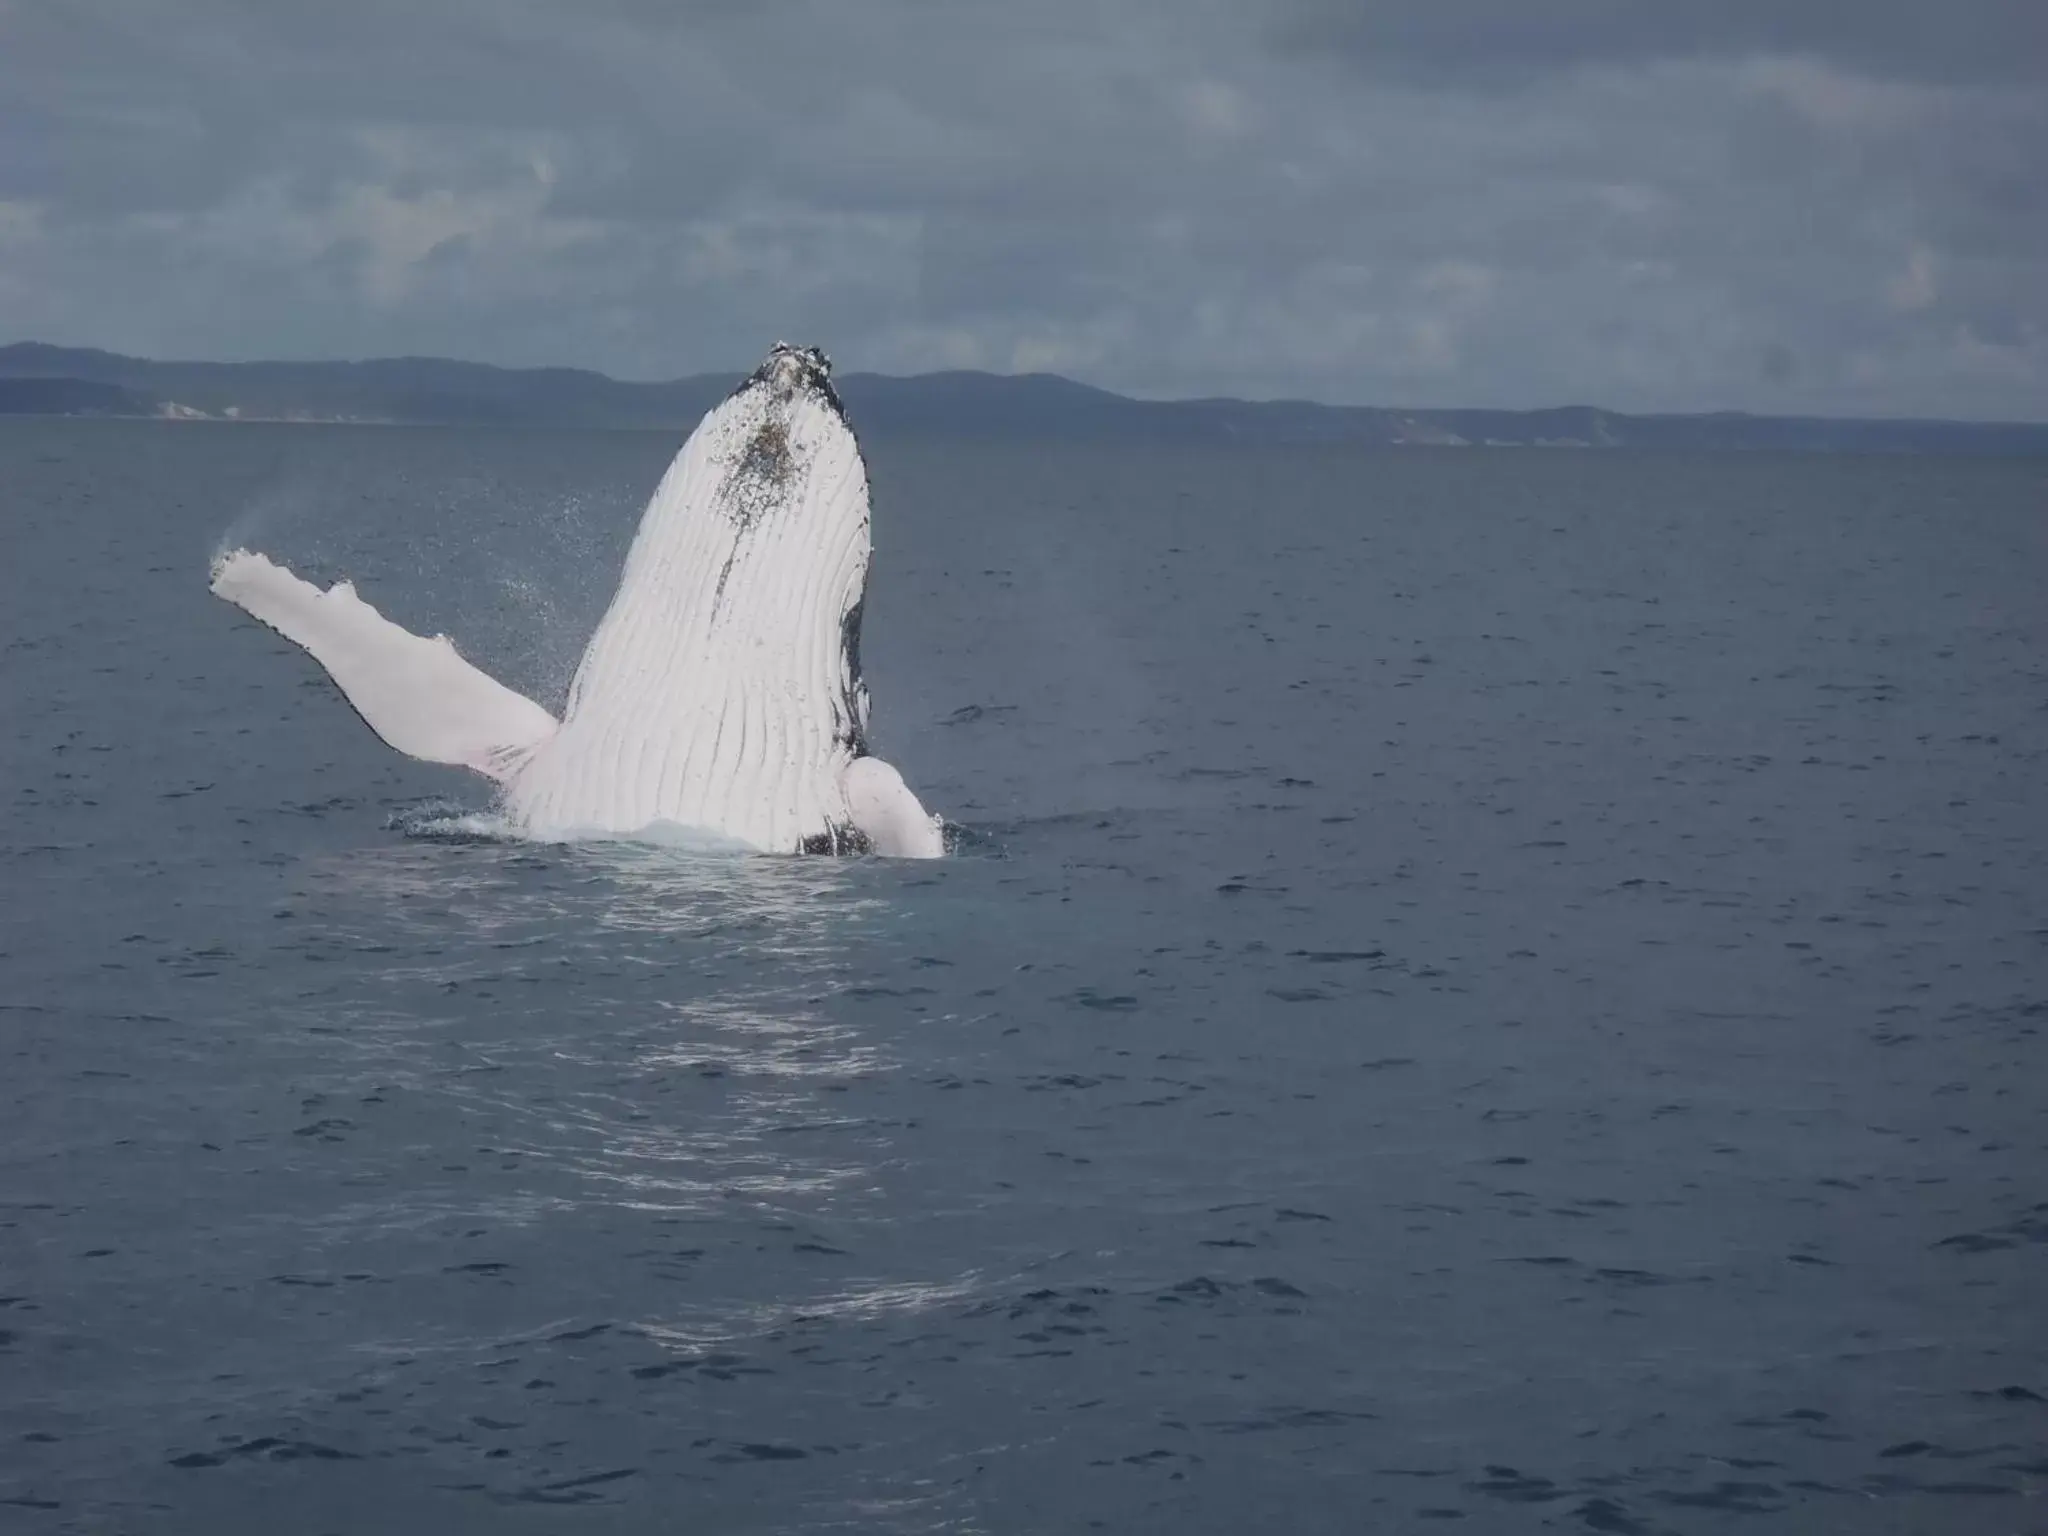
[4,0,2045,416]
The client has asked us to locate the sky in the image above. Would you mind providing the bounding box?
[3,0,2045,417]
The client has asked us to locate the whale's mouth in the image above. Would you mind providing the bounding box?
[736,341,846,420]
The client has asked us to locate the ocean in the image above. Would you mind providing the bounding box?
[2,419,2045,1534]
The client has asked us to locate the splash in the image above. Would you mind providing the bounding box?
[385,799,520,843]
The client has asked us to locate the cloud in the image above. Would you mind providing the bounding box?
[1,0,2043,416]
[1268,0,2048,88]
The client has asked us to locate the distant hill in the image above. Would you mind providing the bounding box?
[2,341,2044,454]
[0,375,159,418]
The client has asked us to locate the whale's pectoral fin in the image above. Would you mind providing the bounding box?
[211,548,559,783]
[843,756,945,859]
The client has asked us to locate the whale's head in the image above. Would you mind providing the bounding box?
[700,344,861,539]
[739,342,845,420]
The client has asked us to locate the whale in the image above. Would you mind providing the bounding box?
[210,343,945,858]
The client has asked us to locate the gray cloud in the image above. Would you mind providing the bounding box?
[2,0,2043,417]
[1271,0,2048,86]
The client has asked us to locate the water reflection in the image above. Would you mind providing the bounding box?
[199,811,1023,1377]
[272,821,909,1217]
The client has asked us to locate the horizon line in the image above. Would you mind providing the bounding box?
[2,338,2043,430]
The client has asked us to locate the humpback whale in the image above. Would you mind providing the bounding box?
[210,343,946,858]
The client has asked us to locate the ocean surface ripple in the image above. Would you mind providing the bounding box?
[2,421,2045,1534]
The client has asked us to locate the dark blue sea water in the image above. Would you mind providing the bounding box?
[3,420,2046,1535]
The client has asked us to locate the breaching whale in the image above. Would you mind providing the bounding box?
[210,343,945,858]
